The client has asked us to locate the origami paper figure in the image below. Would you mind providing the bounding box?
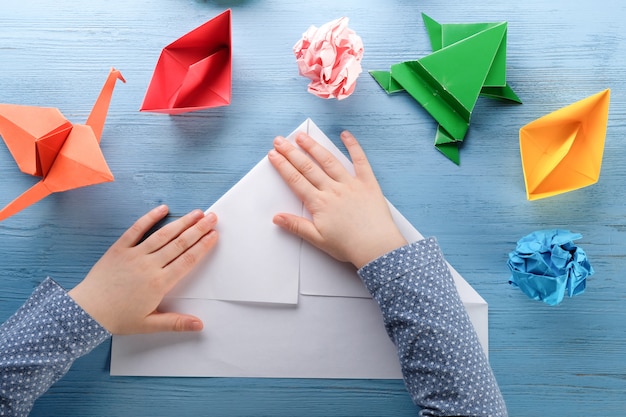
[293,17,364,100]
[370,13,521,164]
[0,68,125,222]
[508,230,593,306]
[111,119,489,378]
[140,9,232,114]
[519,89,610,200]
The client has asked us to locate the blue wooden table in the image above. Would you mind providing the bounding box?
[1,0,625,415]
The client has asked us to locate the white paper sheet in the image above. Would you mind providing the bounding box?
[168,130,303,304]
[111,295,402,378]
[111,119,488,378]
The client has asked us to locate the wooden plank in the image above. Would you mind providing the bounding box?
[0,0,625,415]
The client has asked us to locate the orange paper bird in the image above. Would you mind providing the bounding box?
[0,68,125,221]
[140,9,232,114]
[519,89,610,200]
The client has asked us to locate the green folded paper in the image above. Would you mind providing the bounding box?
[370,13,521,164]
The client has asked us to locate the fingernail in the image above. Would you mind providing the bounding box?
[154,204,168,215]
[340,130,356,144]
[295,132,307,143]
[191,320,203,331]
[274,136,284,146]
[273,215,286,227]
[205,212,217,223]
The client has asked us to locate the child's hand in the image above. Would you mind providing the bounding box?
[268,131,407,269]
[69,205,218,335]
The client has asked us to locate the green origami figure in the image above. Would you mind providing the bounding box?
[370,13,521,164]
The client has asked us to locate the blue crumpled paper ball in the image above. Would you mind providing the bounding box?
[507,229,594,306]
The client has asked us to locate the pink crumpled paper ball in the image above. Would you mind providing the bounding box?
[293,17,364,100]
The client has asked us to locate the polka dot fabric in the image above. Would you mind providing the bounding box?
[0,240,507,416]
[358,238,508,417]
[0,278,110,416]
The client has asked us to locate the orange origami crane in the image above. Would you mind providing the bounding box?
[520,89,610,200]
[0,68,125,221]
[140,9,232,115]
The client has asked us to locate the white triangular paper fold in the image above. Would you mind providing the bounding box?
[110,119,488,378]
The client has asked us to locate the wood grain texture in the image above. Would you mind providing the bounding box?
[1,0,625,415]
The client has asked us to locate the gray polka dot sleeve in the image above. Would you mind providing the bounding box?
[358,238,508,417]
[0,277,110,417]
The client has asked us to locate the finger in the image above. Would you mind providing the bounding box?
[295,132,352,183]
[163,229,219,289]
[272,135,331,190]
[273,213,323,248]
[268,146,318,203]
[141,209,205,254]
[140,312,204,334]
[157,212,218,267]
[117,205,169,248]
[340,131,376,180]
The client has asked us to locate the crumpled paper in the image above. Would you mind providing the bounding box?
[293,17,364,100]
[507,230,594,306]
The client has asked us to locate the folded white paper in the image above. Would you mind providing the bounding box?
[111,119,488,378]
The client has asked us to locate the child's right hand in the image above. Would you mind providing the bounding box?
[268,130,407,269]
